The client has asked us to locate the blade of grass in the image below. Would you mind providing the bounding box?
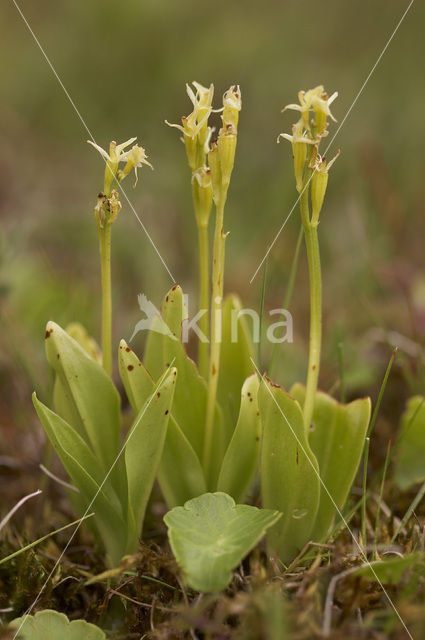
[370,399,424,495]
[337,342,346,403]
[391,481,425,544]
[329,495,364,542]
[360,349,397,548]
[374,440,391,556]
[367,348,398,440]
[0,490,42,533]
[393,396,425,451]
[0,514,94,565]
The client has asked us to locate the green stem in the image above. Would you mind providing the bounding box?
[198,223,210,379]
[300,171,322,430]
[99,223,112,376]
[204,194,226,484]
[269,224,303,377]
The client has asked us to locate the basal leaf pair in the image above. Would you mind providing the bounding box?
[260,380,371,563]
[34,322,176,566]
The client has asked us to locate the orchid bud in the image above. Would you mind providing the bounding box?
[192,167,213,228]
[217,124,237,191]
[222,85,241,129]
[311,151,340,225]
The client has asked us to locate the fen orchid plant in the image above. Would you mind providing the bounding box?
[33,82,372,585]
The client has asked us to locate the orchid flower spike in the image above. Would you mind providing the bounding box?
[282,85,338,134]
[88,137,138,194]
[310,149,341,225]
[165,81,215,170]
[166,81,214,140]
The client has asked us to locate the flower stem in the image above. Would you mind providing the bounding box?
[98,223,112,376]
[300,170,322,430]
[197,223,210,379]
[204,193,226,484]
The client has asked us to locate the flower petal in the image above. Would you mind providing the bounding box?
[87,140,110,161]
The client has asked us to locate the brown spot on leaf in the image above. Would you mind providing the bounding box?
[165,410,169,415]
[157,392,161,398]
[127,365,134,371]
[212,364,216,375]
[125,346,130,353]
[45,329,53,339]
[57,354,60,359]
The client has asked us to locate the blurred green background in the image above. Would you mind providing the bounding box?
[1,0,424,458]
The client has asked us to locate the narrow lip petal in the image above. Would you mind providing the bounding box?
[192,81,213,97]
[191,109,212,139]
[327,91,338,105]
[277,133,293,143]
[186,83,198,108]
[142,158,154,170]
[165,120,187,135]
[326,148,340,170]
[115,137,138,155]
[87,140,110,161]
[281,103,303,113]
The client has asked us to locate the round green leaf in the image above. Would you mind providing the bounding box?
[164,492,281,593]
[10,610,105,640]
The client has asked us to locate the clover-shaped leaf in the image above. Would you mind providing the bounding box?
[10,610,105,640]
[164,492,281,593]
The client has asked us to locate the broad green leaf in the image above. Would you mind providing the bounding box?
[394,396,425,490]
[290,384,371,541]
[124,366,176,536]
[351,553,423,583]
[259,379,320,564]
[158,418,208,507]
[144,286,223,489]
[119,341,206,507]
[10,610,106,640]
[33,393,117,503]
[217,295,255,446]
[33,394,127,565]
[45,322,121,473]
[53,324,102,435]
[164,492,281,593]
[217,374,261,502]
